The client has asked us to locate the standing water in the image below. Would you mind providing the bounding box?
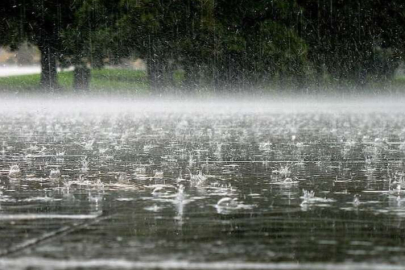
[1,97,405,269]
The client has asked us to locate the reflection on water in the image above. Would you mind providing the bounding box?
[1,99,405,268]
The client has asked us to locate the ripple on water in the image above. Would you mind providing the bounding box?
[1,100,405,264]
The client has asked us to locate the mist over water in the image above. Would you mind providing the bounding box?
[1,97,405,269]
[2,93,405,113]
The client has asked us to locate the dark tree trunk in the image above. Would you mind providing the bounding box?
[213,56,236,92]
[74,65,91,91]
[147,57,165,92]
[314,61,323,88]
[183,61,200,91]
[294,62,306,92]
[163,60,175,89]
[213,65,229,92]
[39,44,58,90]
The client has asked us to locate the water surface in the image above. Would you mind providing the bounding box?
[1,98,405,269]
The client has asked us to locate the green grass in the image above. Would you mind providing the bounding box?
[0,73,43,92]
[392,76,405,88]
[1,68,405,95]
[0,68,150,94]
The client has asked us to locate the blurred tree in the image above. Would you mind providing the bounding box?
[119,0,307,91]
[119,0,187,91]
[212,0,307,91]
[298,0,404,88]
[0,1,8,47]
[374,1,405,82]
[60,0,126,90]
[2,0,405,93]
[174,0,217,91]
[1,0,75,89]
[0,0,22,50]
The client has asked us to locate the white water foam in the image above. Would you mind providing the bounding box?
[0,214,100,220]
[0,258,405,270]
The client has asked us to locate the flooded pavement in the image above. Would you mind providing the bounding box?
[1,98,405,269]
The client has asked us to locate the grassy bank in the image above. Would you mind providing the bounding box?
[0,68,149,94]
[1,68,405,95]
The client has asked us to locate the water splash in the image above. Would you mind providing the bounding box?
[8,165,21,178]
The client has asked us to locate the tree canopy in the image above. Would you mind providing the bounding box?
[1,0,404,92]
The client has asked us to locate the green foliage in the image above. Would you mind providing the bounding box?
[60,0,128,68]
[298,0,404,87]
[1,0,405,92]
